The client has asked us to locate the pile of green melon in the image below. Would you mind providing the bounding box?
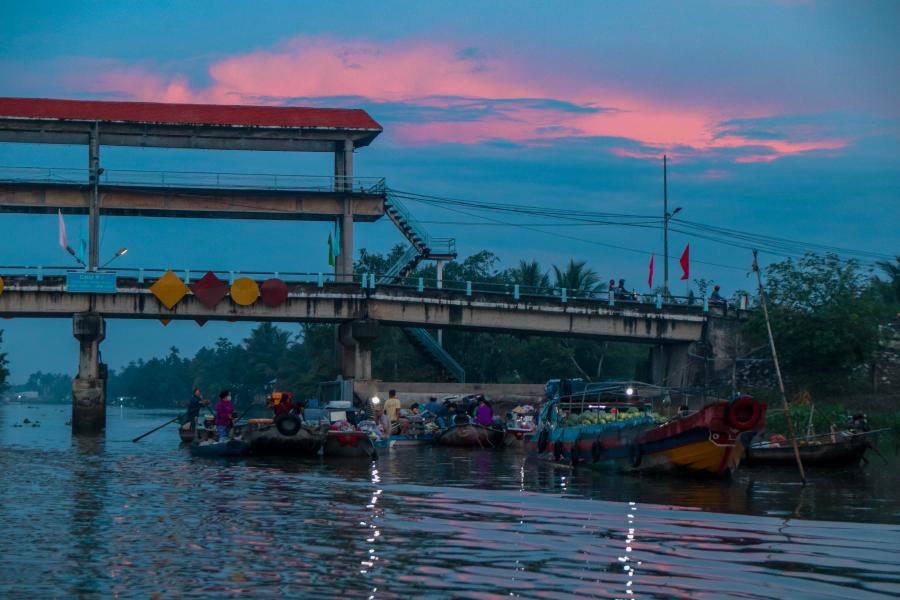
[561,409,667,427]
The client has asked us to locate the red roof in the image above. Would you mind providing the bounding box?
[0,97,382,131]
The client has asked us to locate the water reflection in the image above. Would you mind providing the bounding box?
[0,405,899,599]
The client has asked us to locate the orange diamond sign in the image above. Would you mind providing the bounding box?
[150,270,189,310]
[230,277,260,306]
[0,275,4,296]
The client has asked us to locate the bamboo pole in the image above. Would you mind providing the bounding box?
[752,250,806,484]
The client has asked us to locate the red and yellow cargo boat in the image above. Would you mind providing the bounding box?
[529,382,766,477]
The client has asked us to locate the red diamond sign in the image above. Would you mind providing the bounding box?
[191,271,229,309]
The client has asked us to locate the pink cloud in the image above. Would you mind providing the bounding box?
[76,35,850,161]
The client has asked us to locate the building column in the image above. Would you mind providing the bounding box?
[72,312,106,435]
[88,122,101,270]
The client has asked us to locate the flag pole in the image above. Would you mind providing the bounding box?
[752,250,806,485]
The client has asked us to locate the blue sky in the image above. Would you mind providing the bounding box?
[0,1,898,382]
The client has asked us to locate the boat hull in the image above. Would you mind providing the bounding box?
[243,422,324,456]
[323,431,378,460]
[434,424,505,448]
[743,436,869,467]
[178,425,195,443]
[373,433,434,449]
[190,439,249,457]
[530,401,765,477]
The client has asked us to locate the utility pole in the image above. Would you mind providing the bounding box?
[662,154,682,298]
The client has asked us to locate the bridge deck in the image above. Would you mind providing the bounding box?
[0,274,708,343]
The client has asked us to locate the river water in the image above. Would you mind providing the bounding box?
[1,404,899,599]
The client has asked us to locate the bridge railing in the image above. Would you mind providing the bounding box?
[0,166,387,195]
[0,265,720,311]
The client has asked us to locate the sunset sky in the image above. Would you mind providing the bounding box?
[1,1,898,381]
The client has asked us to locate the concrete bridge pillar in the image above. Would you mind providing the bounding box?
[71,312,107,435]
[338,319,379,380]
[334,139,354,283]
[649,343,692,389]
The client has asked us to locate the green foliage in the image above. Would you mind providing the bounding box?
[745,253,893,392]
[873,256,900,308]
[552,259,603,294]
[0,330,9,394]
[23,371,72,402]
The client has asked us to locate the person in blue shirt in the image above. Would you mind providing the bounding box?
[422,397,442,418]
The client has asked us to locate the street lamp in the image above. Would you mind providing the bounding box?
[100,247,128,269]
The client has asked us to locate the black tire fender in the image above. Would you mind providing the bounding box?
[275,414,301,437]
[537,428,549,454]
[630,443,643,468]
[591,440,603,463]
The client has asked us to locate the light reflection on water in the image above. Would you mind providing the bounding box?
[1,405,899,599]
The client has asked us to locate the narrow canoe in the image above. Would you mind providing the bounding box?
[743,435,870,468]
[190,439,250,458]
[434,423,506,448]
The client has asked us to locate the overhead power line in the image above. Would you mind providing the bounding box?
[387,188,894,265]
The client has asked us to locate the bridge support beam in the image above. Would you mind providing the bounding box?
[338,319,379,381]
[649,343,692,389]
[71,312,107,435]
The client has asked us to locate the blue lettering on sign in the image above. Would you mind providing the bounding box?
[66,271,118,294]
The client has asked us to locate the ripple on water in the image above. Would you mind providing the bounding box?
[1,405,900,598]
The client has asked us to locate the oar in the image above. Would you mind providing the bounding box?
[132,415,181,443]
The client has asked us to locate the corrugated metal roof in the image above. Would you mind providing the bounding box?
[0,97,382,131]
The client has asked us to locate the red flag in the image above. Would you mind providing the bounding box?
[648,254,655,289]
[679,244,690,280]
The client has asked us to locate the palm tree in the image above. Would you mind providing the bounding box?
[875,256,900,305]
[552,259,604,296]
[510,259,550,292]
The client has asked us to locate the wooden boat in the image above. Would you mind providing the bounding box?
[530,389,767,477]
[743,434,870,468]
[323,430,378,460]
[189,438,250,458]
[178,425,195,443]
[434,422,506,448]
[242,416,324,457]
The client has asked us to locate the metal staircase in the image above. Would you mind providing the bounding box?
[379,192,465,382]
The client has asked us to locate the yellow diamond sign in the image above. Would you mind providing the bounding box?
[150,270,189,310]
[230,277,260,306]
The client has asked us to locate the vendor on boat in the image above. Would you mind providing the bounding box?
[183,387,209,428]
[474,396,493,426]
[374,406,392,439]
[215,390,236,440]
[269,392,298,418]
[384,389,401,425]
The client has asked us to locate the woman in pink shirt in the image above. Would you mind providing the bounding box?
[215,390,235,440]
